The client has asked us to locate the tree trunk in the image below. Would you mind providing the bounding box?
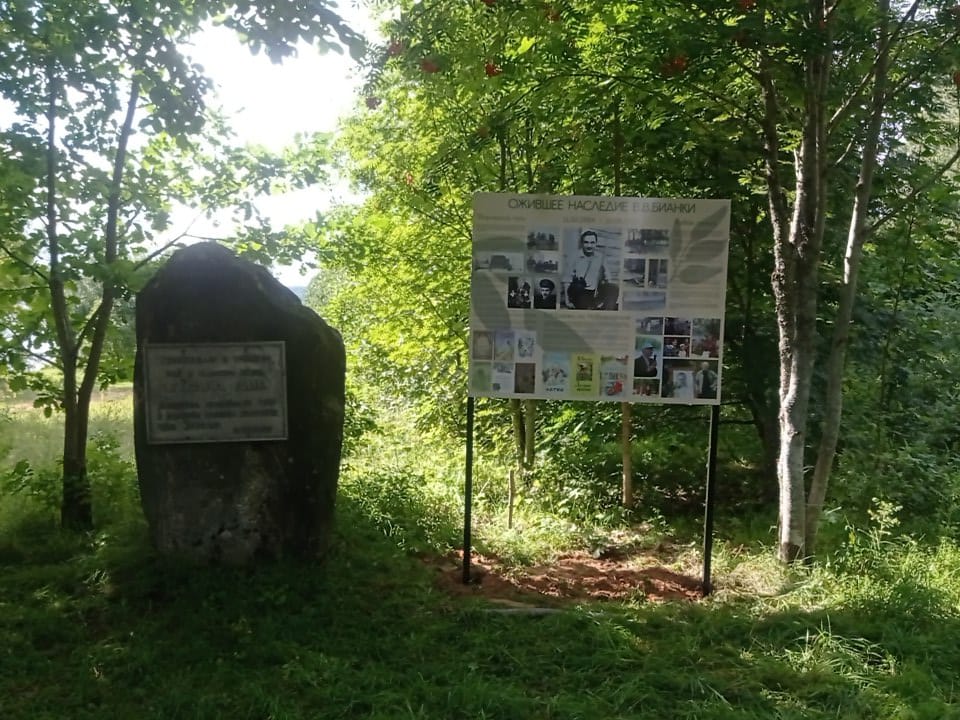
[621,403,633,508]
[59,351,93,529]
[765,2,831,563]
[60,400,93,529]
[522,399,535,468]
[509,398,525,470]
[46,61,138,531]
[806,1,889,555]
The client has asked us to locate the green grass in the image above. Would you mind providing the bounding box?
[3,402,960,718]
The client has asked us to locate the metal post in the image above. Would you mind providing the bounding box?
[462,396,475,584]
[702,403,720,596]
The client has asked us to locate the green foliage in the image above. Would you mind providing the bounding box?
[340,466,462,554]
[86,430,139,527]
[0,0,363,528]
[4,404,960,718]
[828,211,960,531]
[324,0,960,563]
[1,458,61,515]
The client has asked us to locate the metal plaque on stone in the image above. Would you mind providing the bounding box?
[144,342,288,444]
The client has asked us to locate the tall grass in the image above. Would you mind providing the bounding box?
[2,400,960,718]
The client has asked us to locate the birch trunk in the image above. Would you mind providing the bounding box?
[806,2,889,554]
[767,0,831,562]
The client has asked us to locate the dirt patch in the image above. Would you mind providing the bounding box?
[424,549,704,606]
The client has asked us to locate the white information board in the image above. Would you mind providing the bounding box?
[144,342,288,443]
[469,193,730,405]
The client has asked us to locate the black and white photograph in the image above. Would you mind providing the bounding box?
[622,257,647,288]
[533,278,558,309]
[507,276,533,309]
[526,250,560,274]
[625,227,670,254]
[561,227,621,310]
[474,251,524,273]
[661,360,697,401]
[526,229,559,251]
[646,259,669,289]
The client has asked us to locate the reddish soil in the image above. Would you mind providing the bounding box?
[425,549,704,606]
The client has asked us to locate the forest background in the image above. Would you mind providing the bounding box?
[1,0,960,717]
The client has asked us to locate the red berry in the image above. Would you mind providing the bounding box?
[387,40,405,57]
[737,0,756,9]
[953,70,960,87]
[484,62,502,77]
[420,58,440,74]
[476,125,490,138]
[482,0,496,6]
[544,5,561,21]
[660,54,688,77]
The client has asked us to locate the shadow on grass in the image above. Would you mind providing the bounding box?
[1,495,959,719]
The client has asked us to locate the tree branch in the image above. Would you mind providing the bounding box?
[78,69,141,402]
[828,0,923,133]
[868,145,960,235]
[0,240,49,282]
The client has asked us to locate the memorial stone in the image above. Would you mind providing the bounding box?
[133,242,345,564]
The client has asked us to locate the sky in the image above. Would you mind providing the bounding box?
[0,5,378,287]
[174,4,380,286]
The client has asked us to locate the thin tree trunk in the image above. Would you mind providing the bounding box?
[509,398,524,471]
[522,399,535,468]
[611,100,633,508]
[55,65,140,529]
[759,52,803,563]
[61,372,93,529]
[875,225,912,417]
[621,403,633,508]
[806,2,889,554]
[765,2,831,562]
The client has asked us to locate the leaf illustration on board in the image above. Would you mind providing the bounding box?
[691,205,729,244]
[678,265,722,285]
[472,272,511,328]
[682,239,727,264]
[671,206,729,283]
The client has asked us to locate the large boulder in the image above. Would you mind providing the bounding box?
[133,242,345,564]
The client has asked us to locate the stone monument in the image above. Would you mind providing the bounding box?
[133,242,345,564]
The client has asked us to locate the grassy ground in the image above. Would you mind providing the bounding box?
[2,402,960,719]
